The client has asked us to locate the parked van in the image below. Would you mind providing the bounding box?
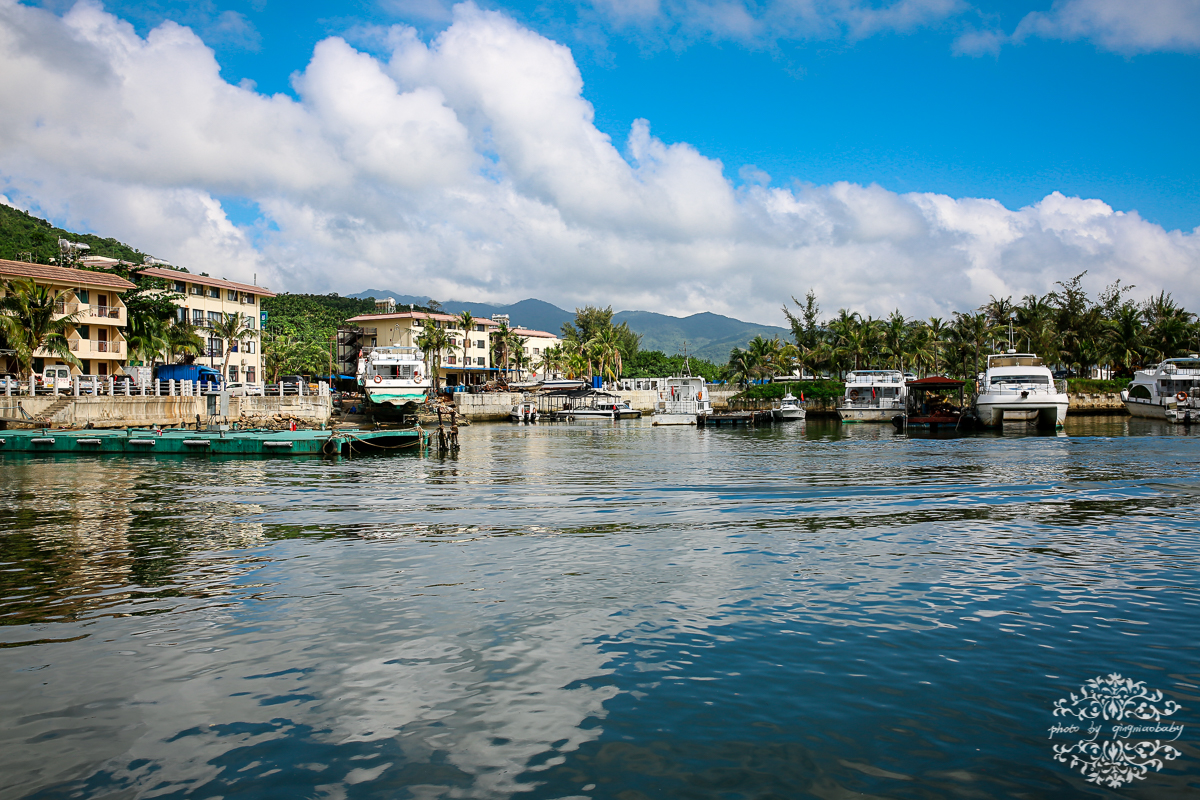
[40,365,72,390]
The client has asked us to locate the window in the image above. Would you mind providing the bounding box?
[246,366,256,383]
[244,314,255,330]
[207,287,220,298]
[207,337,222,357]
[245,295,256,305]
[176,307,187,322]
[533,348,540,355]
[245,341,255,354]
[77,325,89,339]
[193,309,204,324]
[207,311,221,324]
[174,281,186,293]
[475,324,484,331]
[476,357,485,366]
[75,289,89,303]
[476,340,485,349]
[228,366,238,381]
[447,355,457,365]
[190,285,203,295]
[230,341,239,353]
[228,289,238,301]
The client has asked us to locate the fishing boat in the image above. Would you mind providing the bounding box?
[772,392,806,421]
[1122,356,1200,423]
[973,350,1068,427]
[651,376,712,426]
[510,398,539,422]
[356,346,430,411]
[837,370,907,422]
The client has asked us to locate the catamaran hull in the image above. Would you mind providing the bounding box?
[838,406,898,423]
[975,397,1068,427]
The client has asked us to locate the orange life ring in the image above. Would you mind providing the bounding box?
[1178,391,1189,402]
[697,390,704,401]
[850,389,860,400]
[374,375,382,383]
[413,370,422,382]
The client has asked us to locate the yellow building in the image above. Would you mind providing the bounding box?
[512,327,563,380]
[138,267,276,385]
[0,258,135,378]
[345,310,500,386]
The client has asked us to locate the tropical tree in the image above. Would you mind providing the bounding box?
[456,310,476,378]
[210,312,258,380]
[880,310,909,371]
[166,317,204,363]
[587,326,624,381]
[925,316,948,375]
[0,277,82,379]
[415,322,451,392]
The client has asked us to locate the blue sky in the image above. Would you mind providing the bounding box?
[89,0,1199,230]
[4,0,1199,320]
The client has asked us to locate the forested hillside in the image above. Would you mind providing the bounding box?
[0,202,144,263]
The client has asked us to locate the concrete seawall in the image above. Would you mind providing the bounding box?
[1,395,331,428]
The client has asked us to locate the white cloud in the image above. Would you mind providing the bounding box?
[1014,0,1200,54]
[0,0,1197,325]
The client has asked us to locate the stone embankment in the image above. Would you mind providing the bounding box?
[1066,393,1125,414]
[0,395,331,428]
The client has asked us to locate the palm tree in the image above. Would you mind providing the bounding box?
[925,316,948,375]
[210,312,258,380]
[456,310,476,381]
[0,277,82,379]
[166,318,204,363]
[587,326,624,381]
[1102,303,1146,377]
[125,311,170,366]
[952,311,993,379]
[725,347,757,387]
[881,310,908,371]
[415,323,451,392]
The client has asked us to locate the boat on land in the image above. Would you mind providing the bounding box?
[651,376,712,426]
[539,379,589,391]
[772,392,806,421]
[974,351,1068,428]
[838,370,907,422]
[892,376,968,433]
[510,398,539,422]
[1122,356,1200,424]
[357,347,430,413]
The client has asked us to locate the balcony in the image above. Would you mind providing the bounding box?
[53,301,125,324]
[68,339,124,355]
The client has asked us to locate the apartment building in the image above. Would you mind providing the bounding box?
[138,267,276,384]
[0,258,135,378]
[344,310,499,386]
[512,327,563,381]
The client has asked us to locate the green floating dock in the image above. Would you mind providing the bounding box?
[0,427,423,456]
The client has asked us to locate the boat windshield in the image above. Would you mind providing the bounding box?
[990,374,1049,386]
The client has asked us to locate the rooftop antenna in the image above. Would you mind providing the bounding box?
[1008,312,1016,351]
[682,340,691,377]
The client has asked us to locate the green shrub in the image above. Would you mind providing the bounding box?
[1066,378,1127,394]
[733,380,844,401]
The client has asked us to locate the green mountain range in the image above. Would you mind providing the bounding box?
[350,290,791,362]
[0,202,144,264]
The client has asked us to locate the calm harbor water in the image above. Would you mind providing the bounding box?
[1,417,1198,799]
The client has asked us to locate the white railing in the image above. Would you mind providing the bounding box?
[840,397,904,409]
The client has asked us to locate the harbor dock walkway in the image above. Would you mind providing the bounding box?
[0,427,423,456]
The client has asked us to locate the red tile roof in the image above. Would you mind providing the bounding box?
[138,267,276,297]
[0,258,135,290]
[512,327,557,338]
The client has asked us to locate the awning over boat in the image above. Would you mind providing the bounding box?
[905,376,965,390]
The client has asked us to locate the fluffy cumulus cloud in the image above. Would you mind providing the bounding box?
[1015,0,1200,54]
[0,0,1198,324]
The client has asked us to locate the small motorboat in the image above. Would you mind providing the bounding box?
[772,392,806,421]
[510,399,538,422]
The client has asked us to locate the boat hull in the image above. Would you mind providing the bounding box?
[975,396,1068,427]
[838,406,899,423]
[1124,399,1172,420]
[364,387,427,406]
[652,413,699,426]
[773,408,806,420]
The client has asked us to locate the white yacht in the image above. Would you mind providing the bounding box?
[773,392,806,421]
[651,376,712,426]
[1121,356,1200,423]
[357,346,430,409]
[554,395,641,420]
[838,370,906,422]
[974,351,1068,427]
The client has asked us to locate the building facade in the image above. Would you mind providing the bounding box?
[344,311,501,386]
[511,327,563,381]
[138,267,276,385]
[0,258,135,378]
